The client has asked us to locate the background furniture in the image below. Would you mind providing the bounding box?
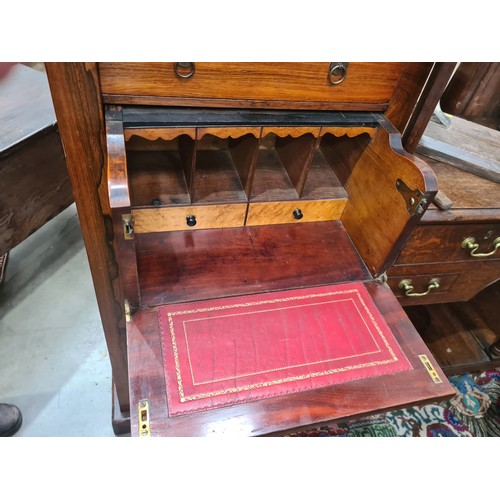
[0,64,72,257]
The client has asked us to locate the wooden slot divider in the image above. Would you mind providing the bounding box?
[319,126,376,138]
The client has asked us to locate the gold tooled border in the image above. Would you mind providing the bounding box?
[165,287,404,403]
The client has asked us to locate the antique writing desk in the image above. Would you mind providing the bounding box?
[47,63,455,436]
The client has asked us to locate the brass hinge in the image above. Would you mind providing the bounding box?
[122,214,134,240]
[138,400,151,437]
[395,179,428,217]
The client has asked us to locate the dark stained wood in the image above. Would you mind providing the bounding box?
[340,119,438,276]
[0,128,72,255]
[127,150,191,207]
[395,223,500,264]
[99,62,406,108]
[440,63,500,129]
[384,62,434,134]
[135,221,371,306]
[126,281,455,437]
[421,208,500,224]
[404,303,494,376]
[387,261,500,305]
[121,107,381,128]
[45,63,130,412]
[103,94,392,111]
[402,62,457,153]
[0,64,73,255]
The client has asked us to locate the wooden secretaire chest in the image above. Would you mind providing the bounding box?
[47,62,455,436]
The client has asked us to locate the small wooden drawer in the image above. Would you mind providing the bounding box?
[132,204,247,233]
[98,63,405,110]
[396,223,500,265]
[246,199,347,226]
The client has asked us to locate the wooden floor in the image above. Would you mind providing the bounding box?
[404,280,500,376]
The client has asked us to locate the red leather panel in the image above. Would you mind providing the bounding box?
[158,283,412,416]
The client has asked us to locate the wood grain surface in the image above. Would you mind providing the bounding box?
[132,204,248,232]
[99,62,405,109]
[135,221,370,306]
[246,199,347,226]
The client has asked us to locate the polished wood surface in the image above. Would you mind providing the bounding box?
[385,62,434,134]
[135,221,370,306]
[402,62,457,153]
[99,63,406,109]
[246,199,346,226]
[124,128,196,141]
[0,64,72,255]
[341,119,438,276]
[440,62,500,129]
[396,223,500,264]
[45,63,130,411]
[127,281,455,436]
[133,204,248,233]
[387,262,500,305]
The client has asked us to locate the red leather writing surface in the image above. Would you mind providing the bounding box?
[158,283,412,416]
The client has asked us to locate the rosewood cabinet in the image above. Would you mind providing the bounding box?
[47,62,455,436]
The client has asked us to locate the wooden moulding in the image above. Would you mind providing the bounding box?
[124,128,196,141]
[340,117,438,277]
[105,106,141,310]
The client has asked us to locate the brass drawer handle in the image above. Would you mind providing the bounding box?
[461,236,500,258]
[399,278,440,297]
[174,62,195,79]
[328,62,348,85]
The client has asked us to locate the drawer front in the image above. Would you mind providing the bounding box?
[387,272,461,302]
[388,261,500,305]
[132,204,247,232]
[396,223,500,265]
[99,62,405,109]
[246,199,347,226]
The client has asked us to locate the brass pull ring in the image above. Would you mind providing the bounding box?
[328,62,348,85]
[399,278,440,297]
[461,236,500,258]
[174,62,195,79]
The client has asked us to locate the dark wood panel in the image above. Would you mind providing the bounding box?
[0,127,72,255]
[135,221,371,306]
[389,262,500,305]
[401,62,457,153]
[395,223,500,264]
[127,281,455,437]
[440,62,500,128]
[45,63,130,412]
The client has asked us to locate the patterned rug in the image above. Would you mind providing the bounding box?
[290,368,500,437]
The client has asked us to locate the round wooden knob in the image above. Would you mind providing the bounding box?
[293,209,303,220]
[186,215,197,227]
